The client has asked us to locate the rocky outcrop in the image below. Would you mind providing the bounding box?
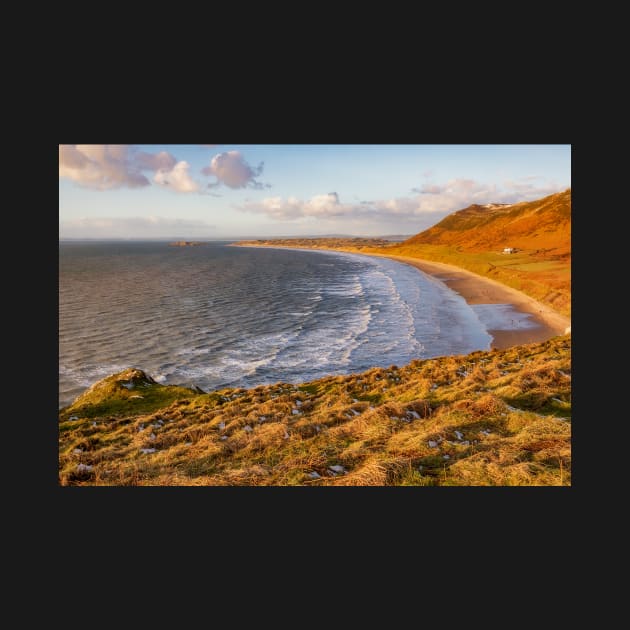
[71,368,156,403]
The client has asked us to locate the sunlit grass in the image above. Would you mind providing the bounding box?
[59,336,571,486]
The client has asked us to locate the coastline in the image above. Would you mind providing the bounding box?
[234,244,571,350]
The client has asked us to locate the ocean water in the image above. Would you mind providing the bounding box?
[59,241,519,408]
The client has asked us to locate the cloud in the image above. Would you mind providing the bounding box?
[60,216,216,238]
[153,161,199,193]
[238,177,566,223]
[240,190,446,222]
[60,145,265,194]
[59,144,150,190]
[202,150,265,189]
[414,183,445,194]
[244,193,349,220]
[59,145,201,192]
[135,150,177,172]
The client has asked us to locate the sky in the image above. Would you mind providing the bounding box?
[59,144,571,239]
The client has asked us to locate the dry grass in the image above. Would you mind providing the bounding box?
[59,336,571,486]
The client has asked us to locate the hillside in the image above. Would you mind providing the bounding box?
[405,189,571,256]
[59,336,571,486]
[387,191,571,316]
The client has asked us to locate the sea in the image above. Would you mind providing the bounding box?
[59,241,535,408]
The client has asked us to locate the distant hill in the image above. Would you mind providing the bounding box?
[236,237,392,250]
[405,189,571,257]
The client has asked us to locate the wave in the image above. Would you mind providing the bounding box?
[59,242,501,407]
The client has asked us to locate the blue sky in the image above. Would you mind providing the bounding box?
[59,144,571,238]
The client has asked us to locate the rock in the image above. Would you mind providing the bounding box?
[139,448,156,454]
[454,430,464,440]
[218,422,225,430]
[443,455,450,460]
[130,394,144,399]
[428,440,438,448]
[149,433,156,440]
[73,448,83,455]
[91,422,97,428]
[243,425,253,433]
[308,471,321,479]
[292,409,300,415]
[258,416,267,423]
[407,410,420,420]
[283,431,290,439]
[220,436,228,441]
[328,465,347,474]
[69,416,79,421]
[137,424,145,432]
[76,463,93,473]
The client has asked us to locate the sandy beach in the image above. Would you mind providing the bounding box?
[235,244,571,350]
[371,254,570,349]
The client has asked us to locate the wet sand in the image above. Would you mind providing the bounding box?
[369,253,570,350]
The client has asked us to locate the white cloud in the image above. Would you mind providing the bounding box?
[414,178,563,208]
[60,216,216,238]
[202,150,265,189]
[153,161,199,193]
[240,191,443,222]
[59,144,150,190]
[59,145,199,192]
[239,178,566,223]
[243,192,357,220]
[60,145,266,194]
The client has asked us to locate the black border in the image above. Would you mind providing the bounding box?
[50,99,577,557]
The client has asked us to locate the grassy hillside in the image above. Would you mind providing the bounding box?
[406,189,571,255]
[386,190,571,316]
[59,336,571,486]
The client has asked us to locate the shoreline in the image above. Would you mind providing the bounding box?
[234,244,571,350]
